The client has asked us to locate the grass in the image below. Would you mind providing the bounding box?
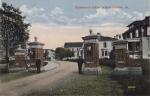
[25,66,124,96]
[0,71,36,82]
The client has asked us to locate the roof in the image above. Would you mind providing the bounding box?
[123,16,150,35]
[113,40,128,45]
[64,42,83,48]
[127,20,142,27]
[44,49,55,52]
[127,16,150,27]
[28,37,44,46]
[82,35,99,40]
[28,42,44,46]
[100,36,117,41]
[82,34,116,41]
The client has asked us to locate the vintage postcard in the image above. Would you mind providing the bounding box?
[0,0,150,96]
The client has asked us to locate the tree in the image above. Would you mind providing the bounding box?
[44,50,51,61]
[55,47,74,60]
[65,49,74,59]
[0,2,30,72]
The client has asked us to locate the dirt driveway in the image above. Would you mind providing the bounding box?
[0,61,78,96]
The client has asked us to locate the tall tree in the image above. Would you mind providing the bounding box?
[55,47,74,60]
[0,2,30,72]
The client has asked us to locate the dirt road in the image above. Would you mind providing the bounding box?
[0,61,78,96]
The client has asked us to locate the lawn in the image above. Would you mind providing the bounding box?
[0,71,36,82]
[25,66,124,96]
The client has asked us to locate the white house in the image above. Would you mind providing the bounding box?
[82,31,117,59]
[99,38,116,59]
[64,42,83,59]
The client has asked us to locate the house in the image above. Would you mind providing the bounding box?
[114,16,150,59]
[43,49,55,61]
[82,30,117,59]
[64,42,83,59]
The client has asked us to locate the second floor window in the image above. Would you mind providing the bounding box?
[136,29,139,37]
[103,42,107,48]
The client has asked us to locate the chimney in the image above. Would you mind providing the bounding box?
[34,36,38,42]
[97,33,101,36]
[97,32,101,40]
[89,29,93,35]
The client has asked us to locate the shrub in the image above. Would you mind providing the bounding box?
[99,58,115,68]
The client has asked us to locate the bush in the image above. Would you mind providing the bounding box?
[99,58,115,68]
[135,59,149,75]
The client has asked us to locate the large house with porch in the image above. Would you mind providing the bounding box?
[114,16,150,59]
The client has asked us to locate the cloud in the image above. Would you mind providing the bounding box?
[20,5,55,25]
[100,22,125,27]
[84,8,147,26]
[20,5,45,16]
[50,7,64,16]
[19,5,148,27]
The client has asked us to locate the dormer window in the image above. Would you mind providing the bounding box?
[130,32,132,39]
[136,29,139,37]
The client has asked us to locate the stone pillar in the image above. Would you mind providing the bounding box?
[113,40,142,75]
[28,37,44,66]
[82,30,101,75]
[15,45,26,67]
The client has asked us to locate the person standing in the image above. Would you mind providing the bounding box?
[36,59,41,73]
[78,56,84,74]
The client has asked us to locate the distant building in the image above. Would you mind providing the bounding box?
[82,31,116,59]
[114,16,150,59]
[64,42,83,59]
[43,49,55,61]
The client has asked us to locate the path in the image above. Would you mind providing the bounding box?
[0,61,78,96]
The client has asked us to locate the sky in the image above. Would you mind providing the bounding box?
[2,0,150,49]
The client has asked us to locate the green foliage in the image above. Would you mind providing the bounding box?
[1,2,30,56]
[1,71,36,82]
[55,47,74,60]
[44,50,50,60]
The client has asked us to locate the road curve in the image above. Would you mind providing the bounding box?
[0,61,78,96]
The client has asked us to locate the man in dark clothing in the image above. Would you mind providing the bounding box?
[78,56,84,74]
[36,59,41,73]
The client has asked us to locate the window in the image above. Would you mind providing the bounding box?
[102,50,109,57]
[105,51,108,56]
[147,27,150,36]
[130,32,132,39]
[136,29,139,37]
[103,42,107,48]
[102,50,105,56]
[128,42,140,51]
